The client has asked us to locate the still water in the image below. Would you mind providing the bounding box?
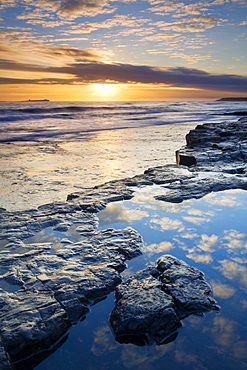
[32,185,247,370]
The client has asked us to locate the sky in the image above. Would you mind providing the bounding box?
[0,0,247,101]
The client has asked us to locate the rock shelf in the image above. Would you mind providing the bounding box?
[0,117,246,368]
[0,227,143,368]
[110,255,218,346]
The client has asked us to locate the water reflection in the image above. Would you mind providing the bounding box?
[150,217,185,232]
[211,282,236,299]
[217,259,247,290]
[98,203,149,226]
[182,215,211,225]
[186,252,213,264]
[33,186,247,369]
[91,325,118,357]
[204,316,247,361]
[204,192,243,207]
[97,186,247,367]
[146,241,174,253]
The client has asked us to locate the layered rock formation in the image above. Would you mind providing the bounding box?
[1,116,246,368]
[0,227,143,368]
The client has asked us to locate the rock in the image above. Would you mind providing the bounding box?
[67,182,134,211]
[0,290,70,363]
[175,151,196,167]
[155,171,247,203]
[110,266,181,346]
[0,227,143,365]
[216,97,247,102]
[176,118,247,166]
[0,202,98,242]
[0,338,13,369]
[110,255,217,346]
[157,255,215,317]
[1,116,246,366]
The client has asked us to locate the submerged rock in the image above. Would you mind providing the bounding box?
[110,255,218,346]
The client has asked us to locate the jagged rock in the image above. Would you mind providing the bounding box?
[0,227,143,365]
[155,171,247,203]
[157,255,216,316]
[0,290,70,363]
[67,182,134,211]
[110,255,217,346]
[0,202,98,242]
[176,118,247,166]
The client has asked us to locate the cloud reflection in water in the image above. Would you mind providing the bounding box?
[96,186,247,366]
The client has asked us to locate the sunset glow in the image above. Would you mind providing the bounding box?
[0,0,246,101]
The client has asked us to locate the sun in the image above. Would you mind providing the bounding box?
[90,83,121,100]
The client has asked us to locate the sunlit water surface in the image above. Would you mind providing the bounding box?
[21,186,247,370]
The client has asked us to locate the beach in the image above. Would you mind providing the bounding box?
[0,101,247,370]
[1,100,246,212]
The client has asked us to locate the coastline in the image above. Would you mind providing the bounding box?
[0,116,247,369]
[0,122,197,212]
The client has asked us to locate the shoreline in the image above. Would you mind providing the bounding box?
[0,122,197,212]
[0,116,247,368]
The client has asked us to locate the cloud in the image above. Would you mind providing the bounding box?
[38,45,105,61]
[206,316,247,361]
[211,281,236,299]
[218,259,247,289]
[197,234,219,252]
[98,203,149,226]
[146,241,174,253]
[205,192,243,207]
[59,0,115,17]
[70,14,149,33]
[182,216,211,225]
[1,56,247,93]
[0,0,16,9]
[186,252,213,264]
[223,229,247,254]
[3,0,116,18]
[150,216,184,231]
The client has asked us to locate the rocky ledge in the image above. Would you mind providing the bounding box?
[1,116,246,368]
[0,227,143,368]
[110,255,218,346]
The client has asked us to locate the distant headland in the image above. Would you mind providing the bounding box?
[217,97,247,102]
[28,99,49,102]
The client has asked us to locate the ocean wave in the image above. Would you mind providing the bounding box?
[0,100,246,142]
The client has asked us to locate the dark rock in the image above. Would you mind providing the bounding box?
[157,255,215,317]
[216,97,247,101]
[0,338,13,369]
[0,203,98,242]
[110,266,181,345]
[0,289,70,362]
[175,151,196,167]
[110,255,217,346]
[155,172,247,203]
[67,182,134,210]
[177,118,247,166]
[0,227,143,364]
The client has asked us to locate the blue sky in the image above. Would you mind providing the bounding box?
[0,0,247,100]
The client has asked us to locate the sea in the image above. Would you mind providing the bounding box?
[0,100,246,211]
[1,100,247,370]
